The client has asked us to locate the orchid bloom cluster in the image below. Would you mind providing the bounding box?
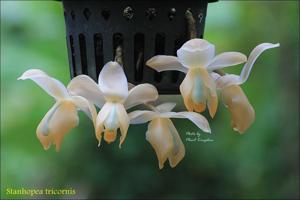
[19,38,279,169]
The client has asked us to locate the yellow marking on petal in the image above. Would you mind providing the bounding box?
[208,94,218,118]
[146,118,174,169]
[194,102,206,113]
[199,68,218,118]
[180,69,195,112]
[181,67,219,117]
[36,100,79,152]
[104,130,117,143]
[183,96,194,112]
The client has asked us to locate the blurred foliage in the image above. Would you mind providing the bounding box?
[1,1,299,199]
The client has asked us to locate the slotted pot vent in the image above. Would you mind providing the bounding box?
[62,0,216,94]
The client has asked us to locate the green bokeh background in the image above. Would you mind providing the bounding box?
[1,1,299,199]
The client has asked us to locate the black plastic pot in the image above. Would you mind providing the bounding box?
[62,0,216,94]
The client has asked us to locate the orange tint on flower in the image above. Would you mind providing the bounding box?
[104,130,117,143]
[194,102,206,113]
[221,85,255,133]
[180,68,218,118]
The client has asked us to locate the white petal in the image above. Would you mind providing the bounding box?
[146,55,188,73]
[71,95,97,127]
[103,104,119,130]
[67,75,106,108]
[37,102,60,137]
[128,110,158,124]
[216,43,280,88]
[166,119,185,168]
[124,84,158,109]
[36,100,79,152]
[96,102,113,128]
[156,103,176,113]
[18,69,69,100]
[159,112,211,133]
[115,104,130,148]
[198,68,218,118]
[207,52,247,71]
[177,39,215,68]
[239,43,280,83]
[98,61,128,102]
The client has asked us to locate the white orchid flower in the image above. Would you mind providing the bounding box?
[147,38,248,118]
[147,38,279,128]
[129,102,210,169]
[18,69,97,151]
[67,61,158,148]
[214,43,280,133]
